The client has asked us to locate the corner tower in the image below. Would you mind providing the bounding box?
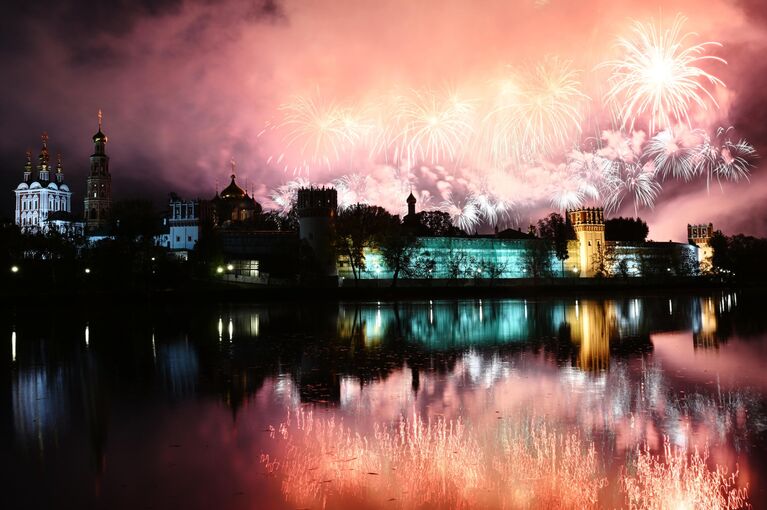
[84,110,112,233]
[568,207,605,277]
[297,187,337,277]
[688,223,714,273]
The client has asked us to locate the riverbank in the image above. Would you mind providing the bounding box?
[0,275,745,306]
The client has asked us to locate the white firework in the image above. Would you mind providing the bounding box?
[439,193,480,232]
[643,127,702,181]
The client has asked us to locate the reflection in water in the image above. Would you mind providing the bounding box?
[12,368,67,454]
[3,292,765,508]
[158,341,199,398]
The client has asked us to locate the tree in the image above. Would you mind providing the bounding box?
[605,217,649,242]
[445,250,468,279]
[335,204,399,281]
[481,258,508,283]
[591,243,617,277]
[537,213,572,275]
[415,211,465,236]
[522,240,553,278]
[406,252,437,279]
[379,224,420,287]
[709,230,730,272]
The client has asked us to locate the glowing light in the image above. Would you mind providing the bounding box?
[10,265,19,273]
[226,264,234,271]
[602,15,726,133]
[84,325,89,347]
[216,266,224,274]
[84,268,91,274]
[228,318,233,341]
[217,317,223,342]
[11,330,16,362]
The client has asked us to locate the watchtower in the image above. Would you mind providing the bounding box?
[297,187,338,277]
[568,207,605,277]
[688,223,714,272]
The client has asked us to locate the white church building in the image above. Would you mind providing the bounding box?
[14,133,83,235]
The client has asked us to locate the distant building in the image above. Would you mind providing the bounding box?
[156,193,210,259]
[210,165,261,226]
[84,111,112,236]
[14,133,83,235]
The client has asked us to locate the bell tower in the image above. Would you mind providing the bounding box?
[84,110,112,233]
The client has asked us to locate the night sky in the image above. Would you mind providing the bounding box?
[2,0,767,241]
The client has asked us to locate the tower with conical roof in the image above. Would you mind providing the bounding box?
[84,110,112,233]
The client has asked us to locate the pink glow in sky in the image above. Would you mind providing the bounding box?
[2,0,767,239]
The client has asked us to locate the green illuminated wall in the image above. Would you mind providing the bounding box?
[337,236,698,280]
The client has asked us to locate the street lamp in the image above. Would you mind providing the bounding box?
[226,264,234,271]
[216,266,224,274]
[84,268,91,274]
[10,265,19,273]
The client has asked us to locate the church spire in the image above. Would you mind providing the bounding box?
[23,150,32,182]
[38,132,50,181]
[56,152,64,183]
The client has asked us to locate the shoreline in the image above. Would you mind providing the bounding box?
[0,276,747,306]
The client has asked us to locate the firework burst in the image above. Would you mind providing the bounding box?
[439,192,480,232]
[484,57,588,165]
[693,127,756,191]
[603,14,726,133]
[392,88,475,165]
[643,127,703,181]
[600,157,662,216]
[276,94,361,173]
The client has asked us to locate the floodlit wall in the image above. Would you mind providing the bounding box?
[337,237,699,280]
[339,237,564,279]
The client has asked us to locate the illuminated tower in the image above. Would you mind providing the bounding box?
[297,187,337,277]
[688,223,714,273]
[568,207,605,277]
[84,110,112,233]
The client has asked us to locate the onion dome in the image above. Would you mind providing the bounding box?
[220,174,246,199]
[93,109,108,142]
[407,192,417,204]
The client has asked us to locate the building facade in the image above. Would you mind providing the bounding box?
[14,134,80,234]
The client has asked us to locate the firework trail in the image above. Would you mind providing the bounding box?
[393,88,475,165]
[439,192,480,232]
[601,157,662,216]
[483,57,588,166]
[602,15,726,134]
[277,94,362,173]
[269,177,313,214]
[333,173,371,208]
[693,127,756,192]
[643,127,703,181]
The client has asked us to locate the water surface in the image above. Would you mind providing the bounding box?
[2,292,765,508]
